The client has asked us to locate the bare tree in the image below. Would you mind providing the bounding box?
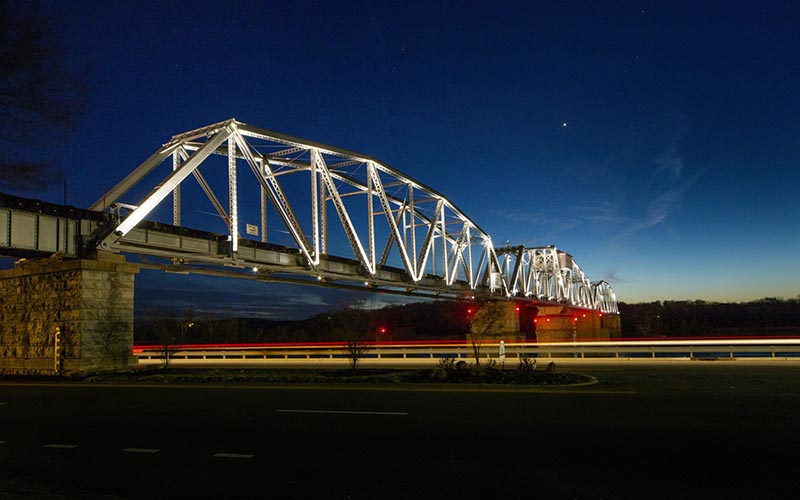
[0,0,90,192]
[146,308,177,369]
[467,301,506,368]
[333,303,371,370]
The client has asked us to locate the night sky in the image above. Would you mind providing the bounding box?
[5,1,800,318]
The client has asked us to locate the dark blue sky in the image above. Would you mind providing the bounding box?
[10,1,800,318]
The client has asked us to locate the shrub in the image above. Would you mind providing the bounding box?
[517,356,537,374]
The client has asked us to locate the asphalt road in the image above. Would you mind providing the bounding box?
[1,361,799,500]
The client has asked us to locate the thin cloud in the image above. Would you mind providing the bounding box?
[610,168,704,242]
[653,144,685,179]
[492,208,582,231]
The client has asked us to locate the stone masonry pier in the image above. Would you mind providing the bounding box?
[0,252,138,375]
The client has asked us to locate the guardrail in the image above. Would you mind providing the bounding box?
[134,338,800,364]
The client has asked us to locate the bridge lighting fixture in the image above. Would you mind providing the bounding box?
[252,267,259,273]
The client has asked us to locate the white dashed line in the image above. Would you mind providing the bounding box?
[276,409,408,416]
[43,444,78,449]
[122,448,160,454]
[0,441,6,445]
[0,402,6,405]
[213,453,254,459]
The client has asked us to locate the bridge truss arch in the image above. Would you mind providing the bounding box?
[88,119,617,313]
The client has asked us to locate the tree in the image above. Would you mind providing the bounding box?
[333,303,371,370]
[466,301,506,368]
[146,308,177,369]
[0,0,89,192]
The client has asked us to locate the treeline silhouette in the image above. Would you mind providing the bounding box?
[135,297,800,344]
[135,301,472,345]
[618,297,800,338]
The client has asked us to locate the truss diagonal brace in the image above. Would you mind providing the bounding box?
[105,125,234,241]
[414,199,444,281]
[89,142,182,211]
[369,163,415,279]
[314,151,373,274]
[234,134,315,266]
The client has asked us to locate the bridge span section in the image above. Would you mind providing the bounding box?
[1,119,618,374]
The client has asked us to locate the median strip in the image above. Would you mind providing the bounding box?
[122,447,160,454]
[213,452,254,459]
[276,409,408,416]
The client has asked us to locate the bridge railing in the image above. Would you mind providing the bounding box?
[134,338,800,365]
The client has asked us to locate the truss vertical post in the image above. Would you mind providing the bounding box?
[466,225,473,288]
[432,232,437,275]
[409,185,416,277]
[228,135,238,254]
[172,151,181,226]
[320,175,327,254]
[367,162,375,272]
[402,208,408,259]
[440,207,449,284]
[260,184,267,243]
[310,150,320,262]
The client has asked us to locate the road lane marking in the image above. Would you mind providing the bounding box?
[276,409,408,416]
[213,453,254,459]
[43,444,78,449]
[0,441,5,445]
[122,448,160,454]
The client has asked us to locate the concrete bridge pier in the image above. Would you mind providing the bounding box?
[531,304,622,341]
[470,301,622,342]
[0,252,138,375]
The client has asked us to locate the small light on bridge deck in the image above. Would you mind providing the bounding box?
[252,267,259,273]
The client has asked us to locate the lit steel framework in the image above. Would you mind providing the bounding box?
[88,119,617,313]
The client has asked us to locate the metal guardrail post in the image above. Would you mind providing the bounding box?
[53,326,62,374]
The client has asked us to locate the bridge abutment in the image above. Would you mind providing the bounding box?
[0,252,138,375]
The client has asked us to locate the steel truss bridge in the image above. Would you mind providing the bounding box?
[1,119,617,313]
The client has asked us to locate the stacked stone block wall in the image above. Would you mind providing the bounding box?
[0,253,138,375]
